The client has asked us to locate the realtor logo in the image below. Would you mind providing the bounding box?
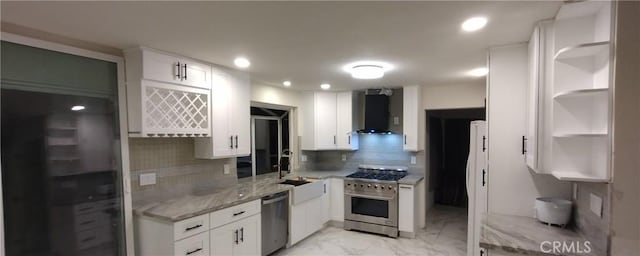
[540,241,592,254]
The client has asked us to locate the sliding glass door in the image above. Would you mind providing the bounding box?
[1,41,126,256]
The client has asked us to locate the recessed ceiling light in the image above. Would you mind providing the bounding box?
[71,105,85,111]
[461,17,488,32]
[468,67,488,77]
[343,61,394,80]
[283,81,292,87]
[234,57,251,68]
[320,83,331,90]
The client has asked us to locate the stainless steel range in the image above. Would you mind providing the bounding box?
[344,165,408,238]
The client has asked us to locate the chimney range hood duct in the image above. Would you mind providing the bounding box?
[359,89,392,134]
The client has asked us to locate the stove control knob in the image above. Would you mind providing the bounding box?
[367,184,371,188]
[388,186,393,190]
[374,185,379,189]
[360,184,364,188]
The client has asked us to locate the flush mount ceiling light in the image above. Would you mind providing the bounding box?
[71,105,85,111]
[283,81,292,87]
[320,83,331,90]
[461,17,488,32]
[343,61,394,80]
[468,67,489,77]
[234,57,251,68]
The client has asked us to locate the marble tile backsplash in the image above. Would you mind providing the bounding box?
[129,138,237,206]
[300,133,424,174]
[573,182,610,256]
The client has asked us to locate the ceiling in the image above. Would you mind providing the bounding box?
[0,1,561,91]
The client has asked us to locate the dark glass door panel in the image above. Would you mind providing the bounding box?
[1,89,125,256]
[350,197,389,218]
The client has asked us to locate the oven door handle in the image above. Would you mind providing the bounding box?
[345,193,396,201]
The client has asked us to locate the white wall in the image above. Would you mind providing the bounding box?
[250,82,301,109]
[422,82,486,110]
[487,44,571,217]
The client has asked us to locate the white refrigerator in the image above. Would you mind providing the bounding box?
[466,121,488,256]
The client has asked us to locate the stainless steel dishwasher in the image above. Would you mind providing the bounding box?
[262,191,289,256]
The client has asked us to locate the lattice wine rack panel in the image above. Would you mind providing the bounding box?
[142,83,210,137]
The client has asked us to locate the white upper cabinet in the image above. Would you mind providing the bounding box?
[138,48,212,89]
[124,47,212,137]
[315,92,338,149]
[195,67,251,159]
[301,91,358,151]
[549,1,612,182]
[336,91,359,150]
[403,85,422,151]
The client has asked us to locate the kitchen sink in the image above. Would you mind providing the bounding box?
[279,179,311,186]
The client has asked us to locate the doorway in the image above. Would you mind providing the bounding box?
[427,108,485,208]
[237,107,290,179]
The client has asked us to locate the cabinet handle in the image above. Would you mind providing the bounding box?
[234,229,239,244]
[183,63,188,80]
[235,135,238,148]
[348,135,351,145]
[175,62,181,79]
[185,224,202,231]
[399,186,412,190]
[482,136,486,152]
[240,227,244,242]
[186,248,202,255]
[404,135,407,145]
[522,136,527,155]
[334,135,336,145]
[482,169,486,187]
[230,136,234,149]
[233,210,245,217]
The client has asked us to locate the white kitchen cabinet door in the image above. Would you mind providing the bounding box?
[315,92,338,149]
[321,179,331,224]
[210,222,235,256]
[174,231,210,256]
[398,184,416,237]
[306,197,324,235]
[228,71,251,156]
[140,49,184,86]
[403,85,422,151]
[195,67,251,159]
[289,202,307,245]
[233,214,261,256]
[336,91,358,150]
[180,58,212,90]
[526,25,540,171]
[196,69,234,158]
[329,178,344,222]
[138,48,211,90]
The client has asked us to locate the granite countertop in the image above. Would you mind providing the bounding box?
[480,213,596,256]
[292,169,353,179]
[135,173,292,222]
[398,174,424,185]
[294,169,424,185]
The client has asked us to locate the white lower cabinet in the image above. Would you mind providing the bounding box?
[135,199,261,256]
[290,196,324,245]
[329,178,344,222]
[398,183,418,238]
[175,232,210,256]
[210,214,260,256]
[321,179,331,224]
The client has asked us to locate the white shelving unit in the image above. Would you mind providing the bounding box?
[550,1,612,182]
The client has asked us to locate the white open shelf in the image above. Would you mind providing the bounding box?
[554,41,609,60]
[553,88,608,99]
[553,132,607,138]
[551,170,608,182]
[555,1,609,20]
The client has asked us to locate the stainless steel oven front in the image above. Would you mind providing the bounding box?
[343,179,399,237]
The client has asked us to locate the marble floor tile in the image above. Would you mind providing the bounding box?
[275,205,468,256]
